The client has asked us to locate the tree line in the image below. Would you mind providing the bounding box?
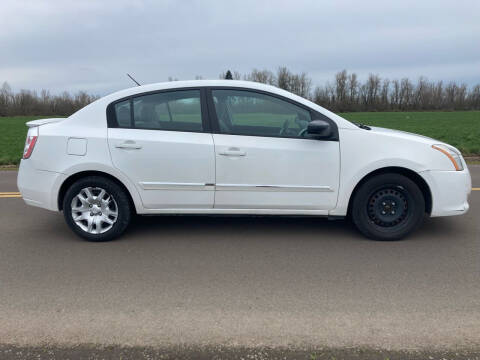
[1,68,480,117]
[0,82,99,117]
[221,68,480,112]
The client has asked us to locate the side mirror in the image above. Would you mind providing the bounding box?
[307,120,332,139]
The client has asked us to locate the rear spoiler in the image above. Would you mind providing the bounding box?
[26,118,65,128]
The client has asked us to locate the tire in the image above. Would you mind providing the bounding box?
[63,176,131,242]
[351,173,425,241]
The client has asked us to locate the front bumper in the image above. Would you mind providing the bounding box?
[17,159,65,211]
[420,167,471,217]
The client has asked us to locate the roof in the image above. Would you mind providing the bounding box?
[68,80,356,129]
[107,80,291,101]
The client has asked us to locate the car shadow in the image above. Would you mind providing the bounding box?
[33,208,467,246]
[127,214,358,239]
[123,213,467,245]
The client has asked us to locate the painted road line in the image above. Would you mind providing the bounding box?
[473,188,480,191]
[0,194,22,198]
[0,192,21,198]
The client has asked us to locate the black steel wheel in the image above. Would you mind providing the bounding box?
[351,173,425,240]
[367,186,409,227]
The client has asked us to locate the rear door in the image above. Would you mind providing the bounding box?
[107,88,215,210]
[208,88,340,211]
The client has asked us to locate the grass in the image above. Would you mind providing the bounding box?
[0,116,55,165]
[0,111,479,165]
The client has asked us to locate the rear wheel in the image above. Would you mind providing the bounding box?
[351,173,425,240]
[63,176,131,242]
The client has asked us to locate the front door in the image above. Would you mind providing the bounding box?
[209,89,340,211]
[108,89,215,209]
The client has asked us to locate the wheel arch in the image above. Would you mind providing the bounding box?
[346,166,432,216]
[58,170,137,213]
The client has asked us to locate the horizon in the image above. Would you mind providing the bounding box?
[2,69,480,97]
[1,0,479,95]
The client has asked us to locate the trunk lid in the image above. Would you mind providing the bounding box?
[26,118,66,128]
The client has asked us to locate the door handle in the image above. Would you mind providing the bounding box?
[218,148,246,156]
[115,141,142,150]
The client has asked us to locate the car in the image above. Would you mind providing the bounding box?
[17,80,472,242]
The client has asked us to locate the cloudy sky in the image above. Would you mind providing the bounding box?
[1,0,479,95]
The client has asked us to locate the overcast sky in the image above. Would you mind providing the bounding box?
[1,0,479,95]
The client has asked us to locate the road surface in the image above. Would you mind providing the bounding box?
[0,167,479,356]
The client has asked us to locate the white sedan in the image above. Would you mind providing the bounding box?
[17,80,471,241]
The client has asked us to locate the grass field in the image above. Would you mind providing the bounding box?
[0,111,479,165]
[0,116,53,165]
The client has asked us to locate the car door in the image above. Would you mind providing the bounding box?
[107,88,215,210]
[208,88,340,211]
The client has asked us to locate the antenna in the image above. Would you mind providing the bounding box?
[127,73,141,86]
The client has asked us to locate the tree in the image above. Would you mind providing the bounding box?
[276,67,312,98]
[225,70,233,80]
[399,78,414,110]
[276,66,290,91]
[380,78,390,110]
[364,74,381,109]
[0,82,12,116]
[390,79,400,110]
[468,84,480,109]
[335,70,348,111]
[347,73,359,110]
[244,68,275,85]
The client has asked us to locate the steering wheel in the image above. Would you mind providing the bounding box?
[298,128,308,137]
[279,116,306,137]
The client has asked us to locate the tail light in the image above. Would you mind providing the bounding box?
[23,127,38,159]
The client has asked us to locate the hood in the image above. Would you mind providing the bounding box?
[366,126,463,154]
[368,126,439,144]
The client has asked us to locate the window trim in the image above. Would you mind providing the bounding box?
[106,87,211,133]
[205,87,339,141]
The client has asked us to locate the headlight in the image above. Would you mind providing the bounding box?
[432,144,464,171]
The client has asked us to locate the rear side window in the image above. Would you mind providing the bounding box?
[114,100,132,127]
[111,90,203,132]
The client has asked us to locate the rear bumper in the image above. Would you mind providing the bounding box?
[17,159,65,211]
[420,167,471,217]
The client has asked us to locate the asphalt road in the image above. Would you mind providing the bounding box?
[0,168,479,354]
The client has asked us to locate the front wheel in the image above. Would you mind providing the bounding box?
[63,176,131,242]
[351,173,425,241]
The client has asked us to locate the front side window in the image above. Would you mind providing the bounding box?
[114,89,203,132]
[211,89,312,138]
